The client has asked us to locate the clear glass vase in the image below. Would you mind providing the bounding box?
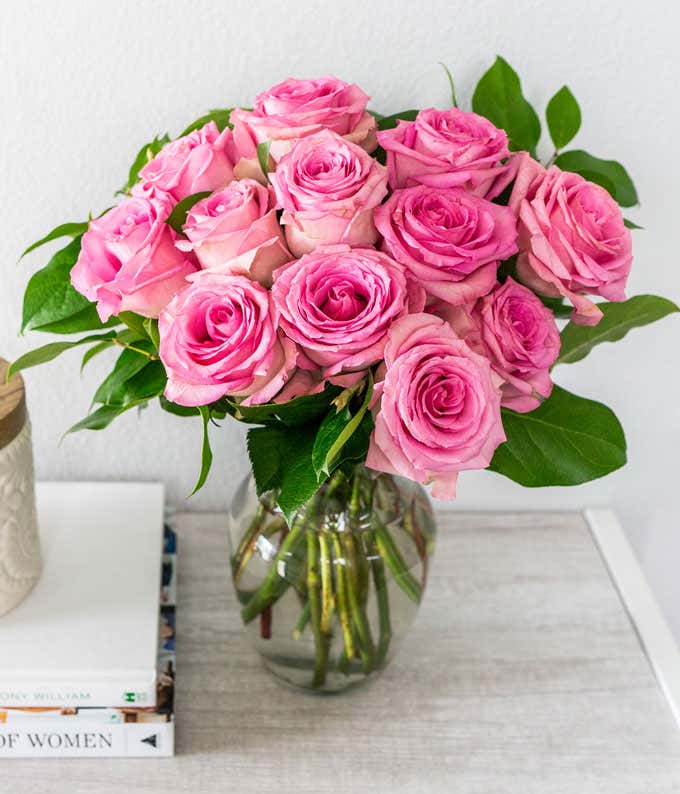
[227,464,436,693]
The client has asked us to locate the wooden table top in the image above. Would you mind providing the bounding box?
[6,510,680,793]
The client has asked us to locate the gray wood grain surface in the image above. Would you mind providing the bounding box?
[6,511,680,793]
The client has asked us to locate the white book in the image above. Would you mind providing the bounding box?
[0,482,164,709]
[0,522,177,759]
[0,712,174,758]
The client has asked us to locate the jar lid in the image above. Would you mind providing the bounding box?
[0,359,27,450]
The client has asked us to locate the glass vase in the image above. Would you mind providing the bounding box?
[227,464,436,693]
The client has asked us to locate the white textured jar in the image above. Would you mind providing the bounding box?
[0,359,42,616]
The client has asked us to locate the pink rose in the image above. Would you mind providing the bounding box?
[175,179,290,285]
[375,185,517,305]
[158,272,296,407]
[270,130,388,256]
[377,108,511,197]
[231,76,377,167]
[509,154,633,326]
[134,122,236,201]
[366,313,505,499]
[71,193,197,322]
[272,369,326,404]
[444,278,561,412]
[271,245,422,376]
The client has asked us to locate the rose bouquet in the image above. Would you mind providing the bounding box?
[12,58,677,692]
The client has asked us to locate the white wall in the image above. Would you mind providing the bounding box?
[2,1,679,636]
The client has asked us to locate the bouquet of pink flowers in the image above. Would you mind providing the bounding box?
[13,57,676,511]
[11,58,678,690]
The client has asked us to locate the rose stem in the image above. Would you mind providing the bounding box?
[307,530,330,688]
[374,524,422,604]
[377,474,402,520]
[233,515,287,587]
[331,532,355,664]
[404,502,428,587]
[260,605,272,639]
[367,528,392,667]
[355,475,371,604]
[292,600,311,639]
[112,338,159,360]
[318,530,334,635]
[232,502,267,574]
[240,469,342,624]
[240,509,310,624]
[343,472,376,674]
[258,522,289,639]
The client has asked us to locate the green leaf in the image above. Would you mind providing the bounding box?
[117,311,149,339]
[312,406,352,477]
[227,384,342,427]
[553,150,638,207]
[20,232,118,335]
[118,134,170,195]
[556,295,679,365]
[247,423,321,524]
[37,306,118,335]
[325,411,374,478]
[114,360,166,405]
[165,191,211,234]
[80,341,113,372]
[144,317,160,351]
[488,386,627,486]
[8,332,117,379]
[191,406,214,495]
[367,110,385,121]
[546,85,581,150]
[377,110,419,131]
[21,237,95,334]
[116,328,146,345]
[624,218,643,230]
[92,343,157,406]
[247,426,285,496]
[257,141,271,178]
[179,108,233,137]
[20,221,90,259]
[66,404,136,434]
[312,372,373,477]
[472,55,541,153]
[439,62,458,107]
[159,395,199,417]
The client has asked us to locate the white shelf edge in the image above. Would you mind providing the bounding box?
[585,508,680,729]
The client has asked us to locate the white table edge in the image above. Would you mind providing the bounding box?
[585,508,680,729]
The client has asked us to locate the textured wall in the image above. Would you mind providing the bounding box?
[1,0,678,636]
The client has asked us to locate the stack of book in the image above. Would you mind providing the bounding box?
[0,482,176,758]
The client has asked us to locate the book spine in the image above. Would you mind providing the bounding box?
[0,678,157,709]
[0,719,174,758]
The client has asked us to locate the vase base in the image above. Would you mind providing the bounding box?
[261,654,382,695]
